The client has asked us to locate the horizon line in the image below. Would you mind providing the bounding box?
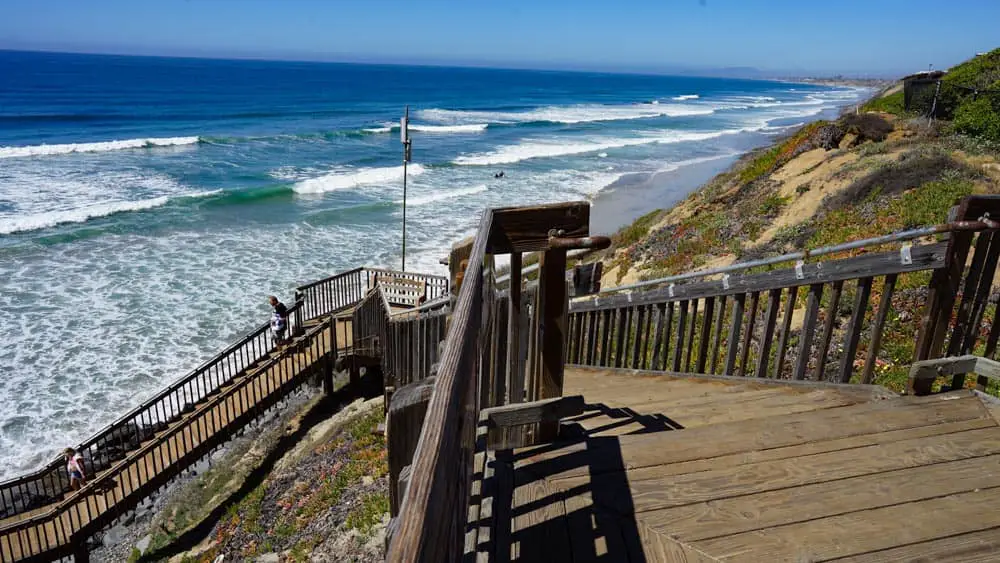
[0,46,900,81]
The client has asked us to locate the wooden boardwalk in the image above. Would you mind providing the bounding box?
[0,319,352,562]
[469,366,1000,562]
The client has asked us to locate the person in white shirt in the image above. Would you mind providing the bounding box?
[63,447,86,490]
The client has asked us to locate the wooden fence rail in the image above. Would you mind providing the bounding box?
[295,267,448,321]
[566,196,1000,394]
[566,248,939,383]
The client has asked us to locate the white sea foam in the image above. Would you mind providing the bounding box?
[292,164,428,194]
[453,130,742,166]
[0,191,220,235]
[401,184,489,207]
[365,123,488,134]
[419,103,714,126]
[672,94,700,101]
[0,136,200,159]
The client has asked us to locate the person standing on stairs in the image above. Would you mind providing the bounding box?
[269,295,290,350]
[63,448,86,491]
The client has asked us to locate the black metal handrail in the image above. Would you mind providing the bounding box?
[0,319,333,561]
[0,300,305,520]
[0,265,448,522]
[295,267,448,322]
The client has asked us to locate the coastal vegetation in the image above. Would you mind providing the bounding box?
[597,49,1000,394]
[131,397,389,563]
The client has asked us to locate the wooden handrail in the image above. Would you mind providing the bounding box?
[564,195,1000,390]
[388,201,592,562]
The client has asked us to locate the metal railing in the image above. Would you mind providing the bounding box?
[0,318,336,562]
[0,301,305,522]
[296,267,448,322]
[0,264,447,561]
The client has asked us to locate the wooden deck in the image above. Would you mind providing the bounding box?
[468,366,1000,562]
[0,319,353,562]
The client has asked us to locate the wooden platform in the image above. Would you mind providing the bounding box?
[467,366,1000,562]
[0,319,353,562]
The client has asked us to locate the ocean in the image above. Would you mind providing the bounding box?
[0,50,867,478]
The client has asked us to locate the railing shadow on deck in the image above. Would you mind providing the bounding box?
[479,431,647,562]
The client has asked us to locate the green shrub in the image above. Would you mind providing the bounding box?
[612,209,661,248]
[953,95,1000,143]
[944,48,1000,92]
[757,194,790,216]
[862,90,905,115]
[346,492,389,537]
[938,48,1000,120]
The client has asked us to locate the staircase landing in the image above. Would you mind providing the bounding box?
[470,366,1000,562]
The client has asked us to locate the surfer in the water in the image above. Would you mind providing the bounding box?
[494,171,505,179]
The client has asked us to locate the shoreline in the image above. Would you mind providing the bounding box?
[590,155,739,234]
[589,94,873,237]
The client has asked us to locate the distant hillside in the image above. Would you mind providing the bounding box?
[592,47,1000,393]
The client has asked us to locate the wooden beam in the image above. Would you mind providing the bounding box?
[537,249,569,442]
[506,252,523,405]
[483,395,586,428]
[387,377,436,516]
[488,201,590,253]
[908,354,1000,395]
[570,242,946,313]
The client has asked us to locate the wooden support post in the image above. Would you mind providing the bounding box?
[794,283,824,380]
[837,277,872,384]
[449,236,475,296]
[322,355,335,395]
[756,289,782,378]
[774,286,799,379]
[387,377,435,516]
[73,540,90,563]
[916,229,974,361]
[724,294,745,375]
[507,252,522,405]
[349,357,361,390]
[862,274,898,385]
[536,248,568,441]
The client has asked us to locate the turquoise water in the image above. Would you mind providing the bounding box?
[0,50,867,477]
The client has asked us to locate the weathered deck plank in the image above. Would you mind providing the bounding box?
[694,486,1000,562]
[490,367,1000,562]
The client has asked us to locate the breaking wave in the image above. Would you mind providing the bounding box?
[0,190,220,235]
[418,102,714,126]
[292,164,428,194]
[453,130,744,166]
[0,137,201,159]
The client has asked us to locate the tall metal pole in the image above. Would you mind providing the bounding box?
[401,106,410,271]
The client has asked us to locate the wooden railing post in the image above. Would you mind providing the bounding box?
[507,252,524,405]
[536,248,568,441]
[387,377,435,517]
[449,236,474,296]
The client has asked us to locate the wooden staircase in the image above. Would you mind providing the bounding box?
[468,366,1000,562]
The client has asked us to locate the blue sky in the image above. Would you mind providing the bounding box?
[1,0,997,76]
